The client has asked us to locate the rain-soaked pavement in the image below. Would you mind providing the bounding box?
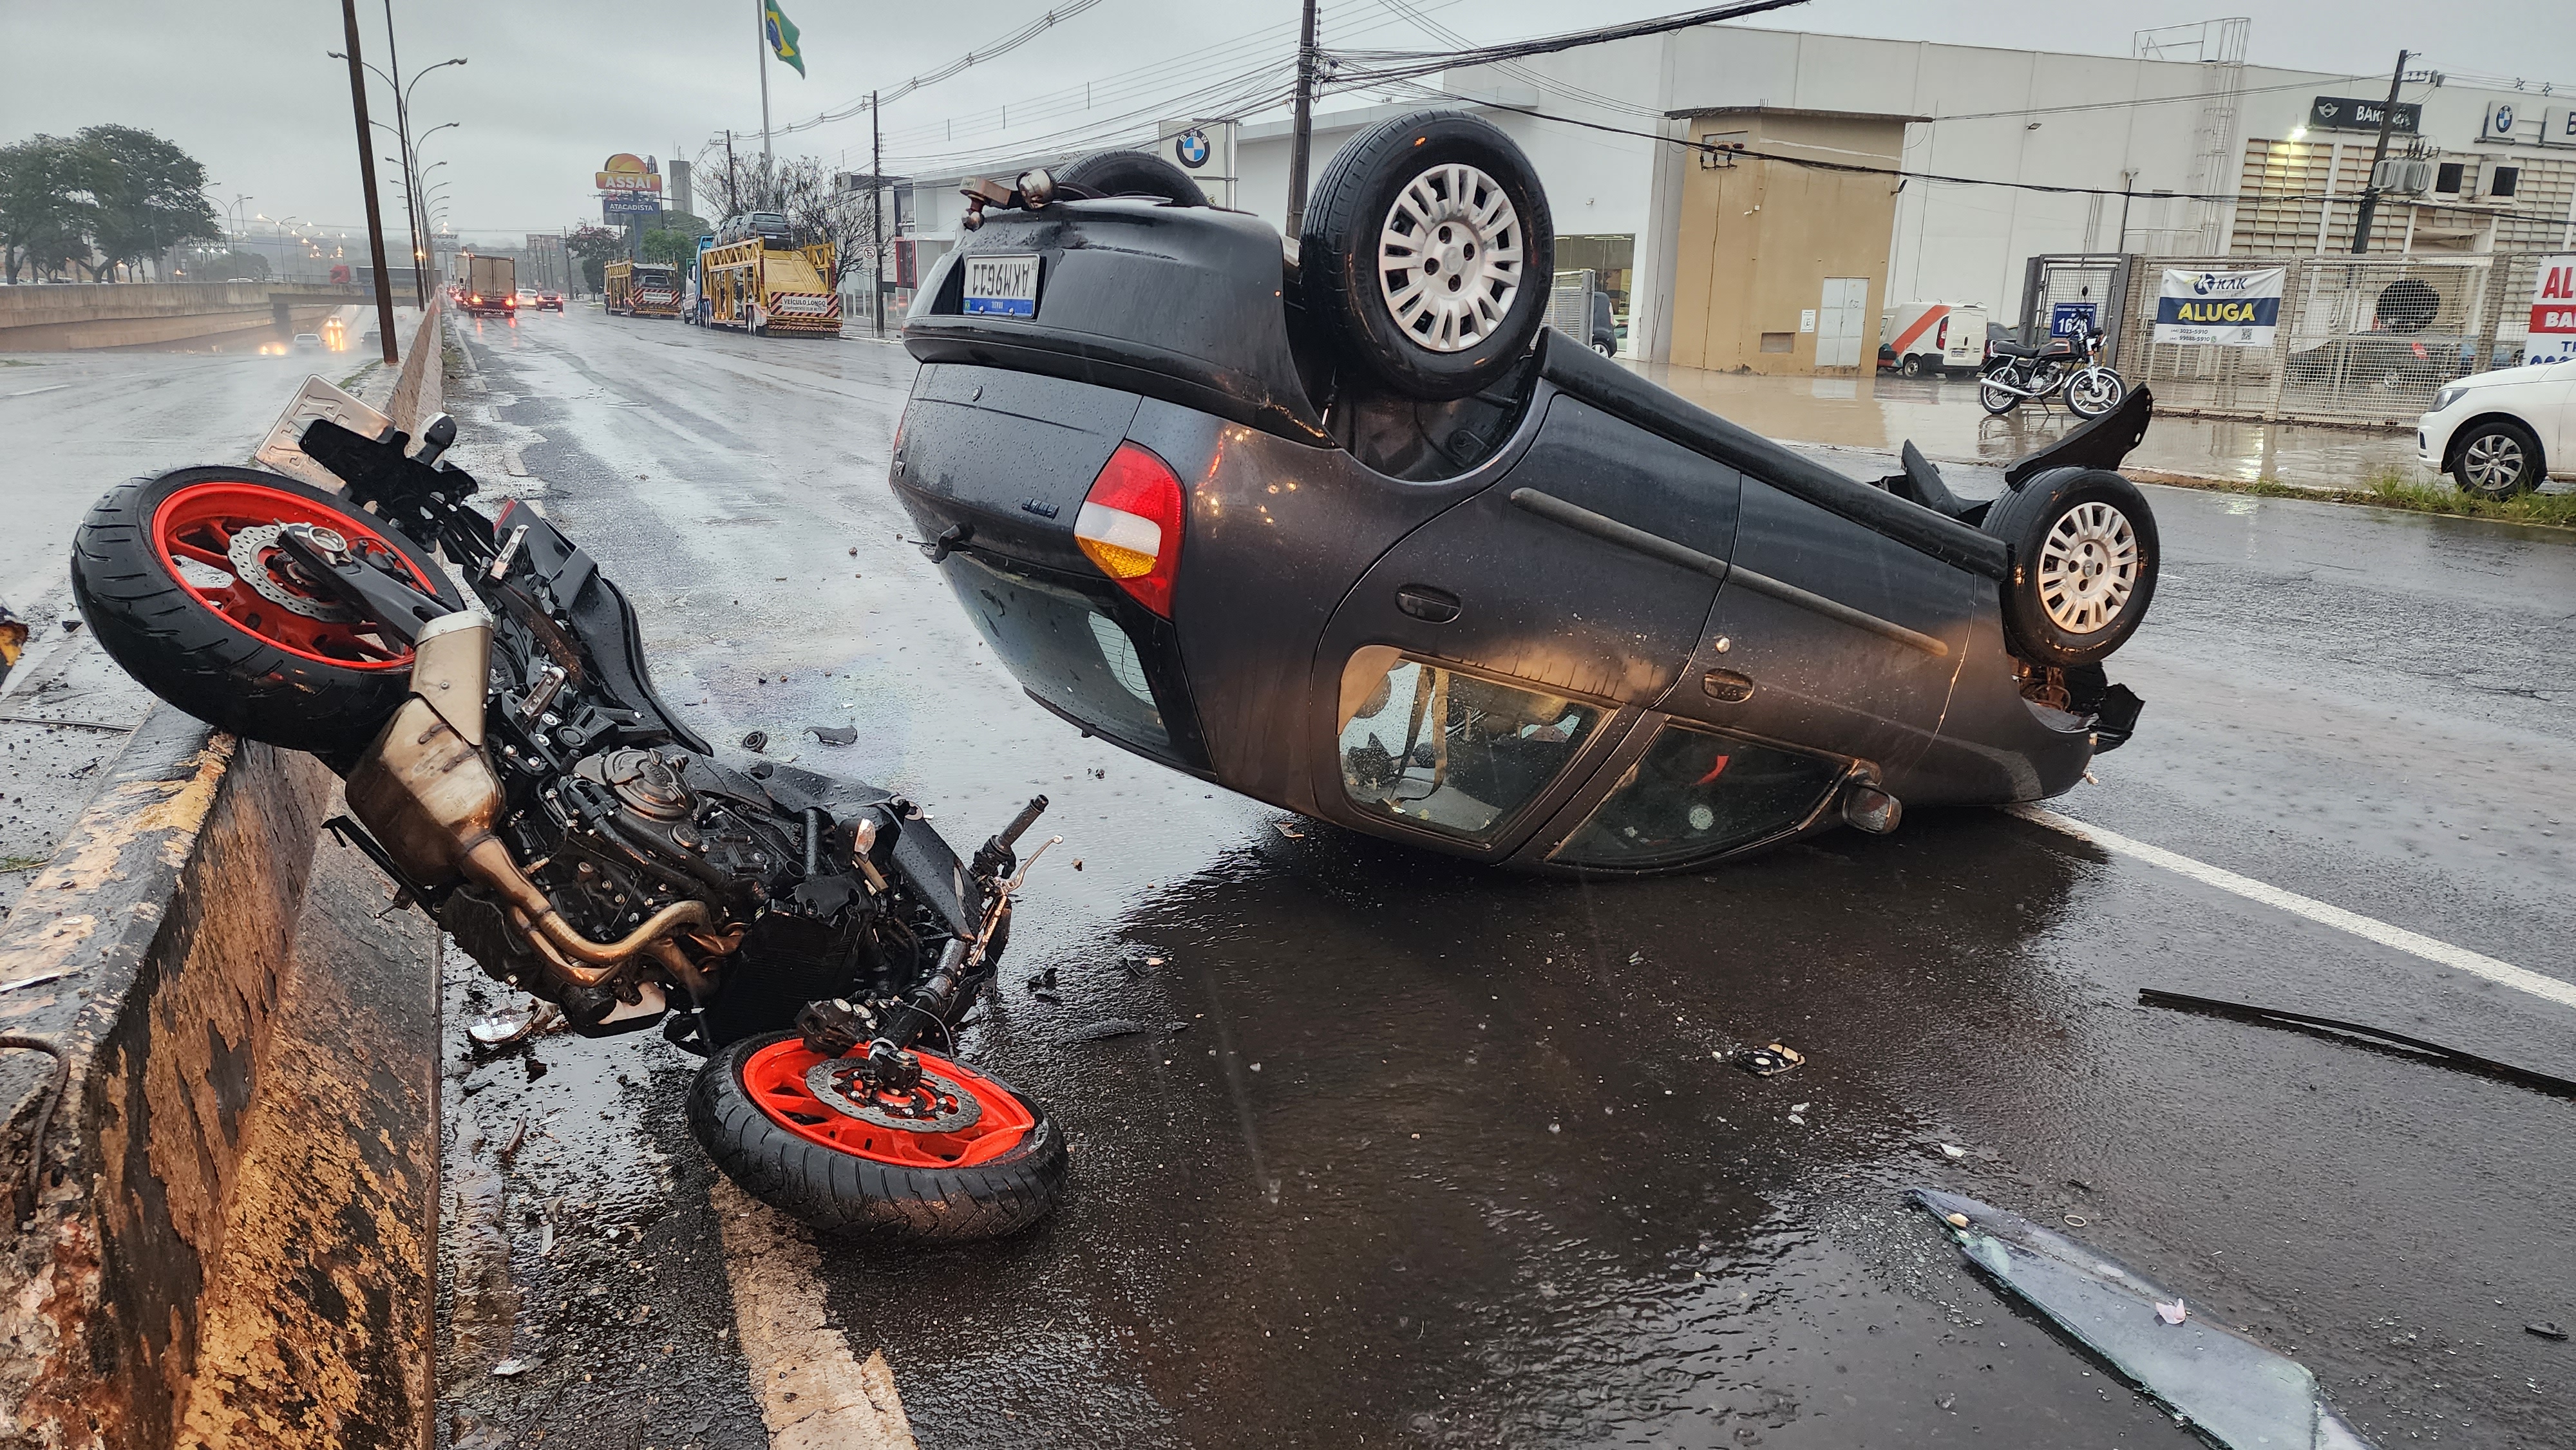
[15,309,2568,1447]
[408,306,2575,1449]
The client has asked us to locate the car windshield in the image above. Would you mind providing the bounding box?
[1338,654,1601,842]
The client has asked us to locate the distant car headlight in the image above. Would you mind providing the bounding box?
[2431,386,2467,413]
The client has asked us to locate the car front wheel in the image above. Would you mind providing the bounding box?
[2450,419,2542,500]
[1984,467,2159,668]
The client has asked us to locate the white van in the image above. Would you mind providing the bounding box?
[1877,302,1988,377]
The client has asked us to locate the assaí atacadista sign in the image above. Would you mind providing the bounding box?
[2154,268,2285,348]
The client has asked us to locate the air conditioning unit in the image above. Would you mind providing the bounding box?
[2371,157,2434,194]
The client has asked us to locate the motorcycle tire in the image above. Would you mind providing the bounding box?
[1984,466,2159,668]
[70,466,466,761]
[1052,149,1209,207]
[688,1031,1068,1242]
[2066,368,2126,419]
[1978,371,2021,415]
[1300,109,1553,401]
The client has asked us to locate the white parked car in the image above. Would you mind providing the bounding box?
[2417,359,2576,498]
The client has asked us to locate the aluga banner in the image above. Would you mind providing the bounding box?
[2154,268,2285,348]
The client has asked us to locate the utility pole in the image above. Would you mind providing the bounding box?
[871,90,884,338]
[337,0,400,363]
[724,131,739,216]
[2350,49,2410,255]
[755,0,774,206]
[1284,0,1319,237]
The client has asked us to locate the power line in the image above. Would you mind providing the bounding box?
[1325,0,1810,83]
[763,0,1110,138]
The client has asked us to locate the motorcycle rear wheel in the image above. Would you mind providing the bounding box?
[70,467,464,760]
[1978,372,2021,415]
[688,1031,1068,1241]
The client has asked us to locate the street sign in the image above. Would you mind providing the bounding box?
[2154,268,2284,348]
[2530,256,2576,364]
[2050,302,2099,337]
[2306,95,2420,135]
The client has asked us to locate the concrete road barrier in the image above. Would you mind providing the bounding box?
[0,308,451,1449]
[0,282,365,353]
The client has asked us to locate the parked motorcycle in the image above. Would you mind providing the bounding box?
[68,386,1068,1240]
[1980,323,2126,419]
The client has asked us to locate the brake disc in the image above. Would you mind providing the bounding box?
[805,1057,986,1134]
[227,523,357,621]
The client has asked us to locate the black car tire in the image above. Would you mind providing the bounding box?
[688,1031,1068,1241]
[2449,418,2543,500]
[1902,354,1926,378]
[1053,149,1209,207]
[1301,109,1553,401]
[1593,337,1616,357]
[1984,467,2159,668]
[71,466,465,760]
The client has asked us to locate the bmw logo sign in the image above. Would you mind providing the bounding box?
[1175,127,1211,169]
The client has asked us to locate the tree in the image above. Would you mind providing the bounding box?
[188,249,269,281]
[564,224,623,295]
[639,211,710,267]
[0,135,97,282]
[77,125,218,280]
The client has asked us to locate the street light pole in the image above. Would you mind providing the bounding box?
[337,0,401,361]
[1285,0,1319,238]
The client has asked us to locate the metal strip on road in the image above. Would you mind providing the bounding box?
[4,384,71,400]
[2011,805,2576,1012]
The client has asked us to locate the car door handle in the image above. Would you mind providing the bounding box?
[1395,584,1461,623]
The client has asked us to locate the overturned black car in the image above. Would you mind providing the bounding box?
[891,113,2156,875]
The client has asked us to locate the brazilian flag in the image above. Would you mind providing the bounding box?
[764,1,805,77]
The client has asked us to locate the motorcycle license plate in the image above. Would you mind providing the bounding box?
[963,255,1040,317]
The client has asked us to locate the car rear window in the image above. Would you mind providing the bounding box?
[942,552,1179,760]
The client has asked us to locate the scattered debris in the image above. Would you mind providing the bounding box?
[467,1001,562,1047]
[1026,966,1059,992]
[1940,1144,1967,1159]
[1069,1018,1149,1042]
[489,1357,529,1378]
[2528,1321,2570,1341]
[741,729,769,753]
[1072,858,1084,870]
[1627,952,1644,965]
[1275,822,1304,839]
[2140,988,2576,1099]
[1912,1189,2376,1450]
[1732,1042,1804,1077]
[808,724,858,746]
[59,619,80,634]
[1031,990,1061,1004]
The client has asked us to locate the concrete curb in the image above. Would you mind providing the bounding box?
[0,316,450,1449]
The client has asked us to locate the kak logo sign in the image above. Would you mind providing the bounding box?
[2529,256,2576,363]
[2154,269,2284,348]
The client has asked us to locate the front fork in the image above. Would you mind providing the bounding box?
[799,795,1061,1086]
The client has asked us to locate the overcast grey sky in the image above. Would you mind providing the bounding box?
[3,1,2567,247]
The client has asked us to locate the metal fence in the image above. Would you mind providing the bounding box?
[2079,252,2548,428]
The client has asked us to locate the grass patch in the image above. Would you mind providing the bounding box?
[1,854,48,874]
[0,357,39,367]
[2142,467,2576,532]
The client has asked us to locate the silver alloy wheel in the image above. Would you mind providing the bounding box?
[2037,500,2139,635]
[2067,367,2124,417]
[2461,430,2526,495]
[1377,162,1524,352]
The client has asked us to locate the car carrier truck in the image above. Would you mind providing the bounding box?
[604,260,681,319]
[701,234,840,337]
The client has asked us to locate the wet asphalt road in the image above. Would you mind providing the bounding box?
[422,306,2575,1449]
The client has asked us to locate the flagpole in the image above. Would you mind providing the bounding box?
[755,0,773,206]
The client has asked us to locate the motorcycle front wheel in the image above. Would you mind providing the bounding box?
[1978,370,2022,415]
[70,467,465,760]
[2066,367,2127,419]
[688,1032,1069,1241]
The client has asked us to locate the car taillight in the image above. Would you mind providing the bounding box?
[469,293,482,304]
[1936,318,1949,350]
[1074,442,1185,617]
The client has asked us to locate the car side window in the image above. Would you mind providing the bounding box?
[1551,722,1842,869]
[1338,655,1601,842]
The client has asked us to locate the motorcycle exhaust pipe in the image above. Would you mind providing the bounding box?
[343,610,710,989]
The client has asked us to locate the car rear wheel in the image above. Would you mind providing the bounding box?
[2450,419,2542,500]
[1052,149,1209,207]
[1301,109,1553,401]
[70,467,465,761]
[1984,467,2159,668]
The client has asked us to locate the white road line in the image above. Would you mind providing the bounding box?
[712,1180,919,1449]
[2009,805,2576,1012]
[5,384,71,399]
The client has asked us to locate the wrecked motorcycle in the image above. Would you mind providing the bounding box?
[68,387,1066,1240]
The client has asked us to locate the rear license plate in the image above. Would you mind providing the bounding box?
[963,254,1040,317]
